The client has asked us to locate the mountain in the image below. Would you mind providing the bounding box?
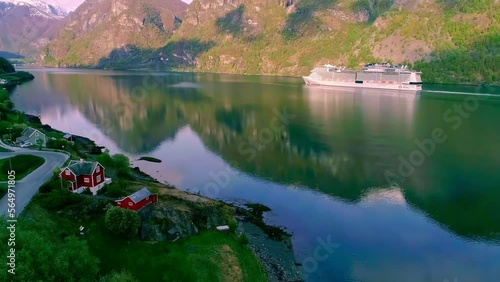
[42,0,188,67]
[42,0,499,84]
[0,0,67,56]
[168,0,499,84]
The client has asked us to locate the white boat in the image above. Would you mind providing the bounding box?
[303,62,423,92]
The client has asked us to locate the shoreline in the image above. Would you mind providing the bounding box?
[0,59,305,280]
[16,65,500,87]
[14,111,304,281]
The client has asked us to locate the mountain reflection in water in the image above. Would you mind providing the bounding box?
[12,69,500,282]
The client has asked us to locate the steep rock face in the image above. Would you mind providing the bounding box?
[0,0,67,57]
[139,199,234,241]
[163,0,498,84]
[42,0,188,67]
[37,0,499,84]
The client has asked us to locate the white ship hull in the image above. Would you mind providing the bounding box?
[303,76,422,92]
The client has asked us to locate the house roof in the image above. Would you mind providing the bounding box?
[128,188,151,203]
[67,160,98,175]
[63,133,72,139]
[16,136,28,143]
[21,127,44,138]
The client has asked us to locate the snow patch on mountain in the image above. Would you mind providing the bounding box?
[0,0,67,19]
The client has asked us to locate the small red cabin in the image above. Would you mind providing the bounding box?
[116,188,158,211]
[59,160,108,195]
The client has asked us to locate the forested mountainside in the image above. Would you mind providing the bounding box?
[43,0,499,84]
[41,0,188,67]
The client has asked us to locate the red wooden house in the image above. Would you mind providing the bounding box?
[59,159,110,195]
[116,188,158,211]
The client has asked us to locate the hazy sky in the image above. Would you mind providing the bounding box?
[47,0,192,12]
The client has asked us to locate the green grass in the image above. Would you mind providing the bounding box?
[88,217,267,281]
[13,187,267,282]
[0,146,12,152]
[0,154,45,181]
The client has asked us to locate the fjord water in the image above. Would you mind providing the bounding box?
[13,69,500,282]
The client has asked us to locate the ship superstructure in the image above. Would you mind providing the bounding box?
[303,62,422,91]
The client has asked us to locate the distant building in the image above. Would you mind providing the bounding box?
[63,133,74,141]
[0,79,7,85]
[59,160,111,195]
[115,188,158,211]
[16,127,46,147]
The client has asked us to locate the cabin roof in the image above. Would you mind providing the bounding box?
[67,160,98,175]
[128,188,152,203]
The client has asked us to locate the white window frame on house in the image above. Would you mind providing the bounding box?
[97,175,101,182]
[128,202,133,206]
[96,165,100,172]
[84,178,90,183]
[65,170,70,175]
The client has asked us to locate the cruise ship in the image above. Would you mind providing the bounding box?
[303,62,423,91]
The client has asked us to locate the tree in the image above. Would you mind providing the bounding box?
[106,180,127,197]
[112,154,130,167]
[0,57,15,74]
[105,207,140,238]
[96,152,114,168]
[0,230,99,282]
[96,153,132,179]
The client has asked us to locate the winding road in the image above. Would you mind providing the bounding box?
[0,141,69,217]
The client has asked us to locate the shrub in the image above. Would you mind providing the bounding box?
[105,207,140,238]
[238,233,249,246]
[106,181,127,198]
[53,167,61,176]
[39,180,56,193]
[82,188,93,195]
[38,189,83,211]
[96,153,133,179]
[228,219,238,233]
[97,185,108,195]
[71,198,108,220]
[47,138,67,149]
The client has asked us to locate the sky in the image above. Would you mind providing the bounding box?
[47,0,192,12]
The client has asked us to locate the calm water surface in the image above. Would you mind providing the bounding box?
[12,69,500,282]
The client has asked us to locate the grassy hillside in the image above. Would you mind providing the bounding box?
[167,0,499,84]
[45,0,499,85]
